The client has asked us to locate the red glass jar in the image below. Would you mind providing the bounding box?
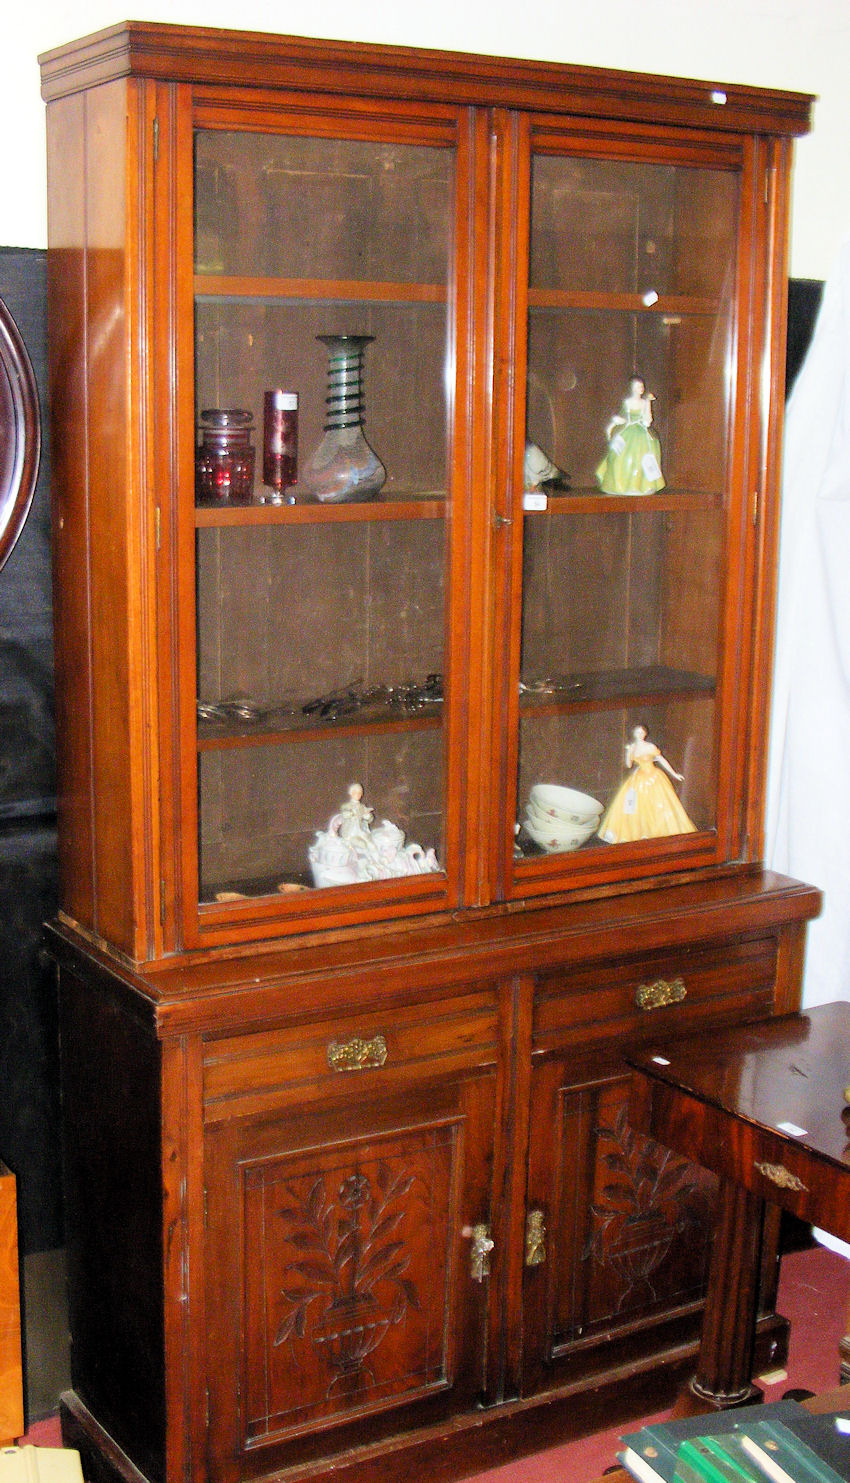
[195,408,256,504]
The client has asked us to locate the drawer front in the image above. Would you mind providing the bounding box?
[203,988,498,1122]
[533,935,778,1053]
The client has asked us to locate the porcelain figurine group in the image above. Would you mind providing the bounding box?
[309,783,439,888]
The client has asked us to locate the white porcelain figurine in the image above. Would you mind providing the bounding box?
[309,784,440,888]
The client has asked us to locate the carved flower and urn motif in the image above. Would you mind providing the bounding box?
[273,1163,421,1391]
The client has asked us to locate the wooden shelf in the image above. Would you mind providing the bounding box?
[194,274,447,304]
[527,288,719,315]
[197,666,712,751]
[519,664,715,717]
[195,494,446,526]
[201,871,312,903]
[195,489,715,526]
[523,487,722,515]
[198,707,443,752]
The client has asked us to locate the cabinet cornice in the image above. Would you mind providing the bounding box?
[40,21,812,139]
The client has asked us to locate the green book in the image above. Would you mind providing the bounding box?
[618,1400,804,1483]
[736,1414,850,1483]
[673,1434,765,1483]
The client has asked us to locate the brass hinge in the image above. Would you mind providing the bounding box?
[160,878,166,926]
[155,506,162,551]
[153,115,160,164]
[752,489,759,527]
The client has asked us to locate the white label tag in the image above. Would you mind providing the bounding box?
[651,1055,671,1066]
[624,787,637,815]
[523,491,548,511]
[776,1121,807,1138]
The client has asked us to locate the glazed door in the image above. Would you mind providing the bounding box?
[204,1066,497,1481]
[490,117,767,902]
[175,93,481,947]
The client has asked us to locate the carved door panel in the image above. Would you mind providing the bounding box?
[204,1072,496,1482]
[521,1054,716,1395]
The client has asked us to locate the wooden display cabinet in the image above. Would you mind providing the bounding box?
[40,22,819,1483]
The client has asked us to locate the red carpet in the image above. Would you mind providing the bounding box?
[17,1245,849,1481]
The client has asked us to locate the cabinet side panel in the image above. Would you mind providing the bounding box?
[83,78,142,954]
[59,966,165,1482]
[46,91,96,930]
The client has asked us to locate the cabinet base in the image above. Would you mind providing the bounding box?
[59,1318,788,1483]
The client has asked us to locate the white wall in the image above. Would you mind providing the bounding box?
[7,0,850,278]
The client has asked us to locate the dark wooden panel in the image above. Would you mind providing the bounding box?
[59,967,165,1482]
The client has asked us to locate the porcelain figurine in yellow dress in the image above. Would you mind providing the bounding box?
[595,377,665,495]
[598,725,696,843]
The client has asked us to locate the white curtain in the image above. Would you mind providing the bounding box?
[765,239,850,1007]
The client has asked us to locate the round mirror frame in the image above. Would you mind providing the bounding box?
[0,296,40,573]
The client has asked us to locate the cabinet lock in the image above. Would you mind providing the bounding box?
[525,1208,547,1266]
[467,1222,494,1283]
[635,977,687,1011]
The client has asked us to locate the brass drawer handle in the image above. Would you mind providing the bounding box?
[525,1208,547,1267]
[326,1033,388,1072]
[635,976,687,1011]
[754,1161,808,1192]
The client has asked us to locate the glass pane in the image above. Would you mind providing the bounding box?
[195,299,447,502]
[517,152,737,865]
[195,132,452,284]
[526,307,729,495]
[529,156,737,298]
[193,128,454,904]
[516,506,721,857]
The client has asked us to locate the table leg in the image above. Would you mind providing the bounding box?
[839,1288,850,1384]
[687,1178,765,1411]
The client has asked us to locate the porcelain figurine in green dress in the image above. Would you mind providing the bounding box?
[595,377,665,495]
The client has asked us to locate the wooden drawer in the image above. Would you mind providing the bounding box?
[533,935,778,1054]
[203,987,498,1122]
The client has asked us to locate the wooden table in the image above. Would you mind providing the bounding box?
[626,1001,850,1414]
